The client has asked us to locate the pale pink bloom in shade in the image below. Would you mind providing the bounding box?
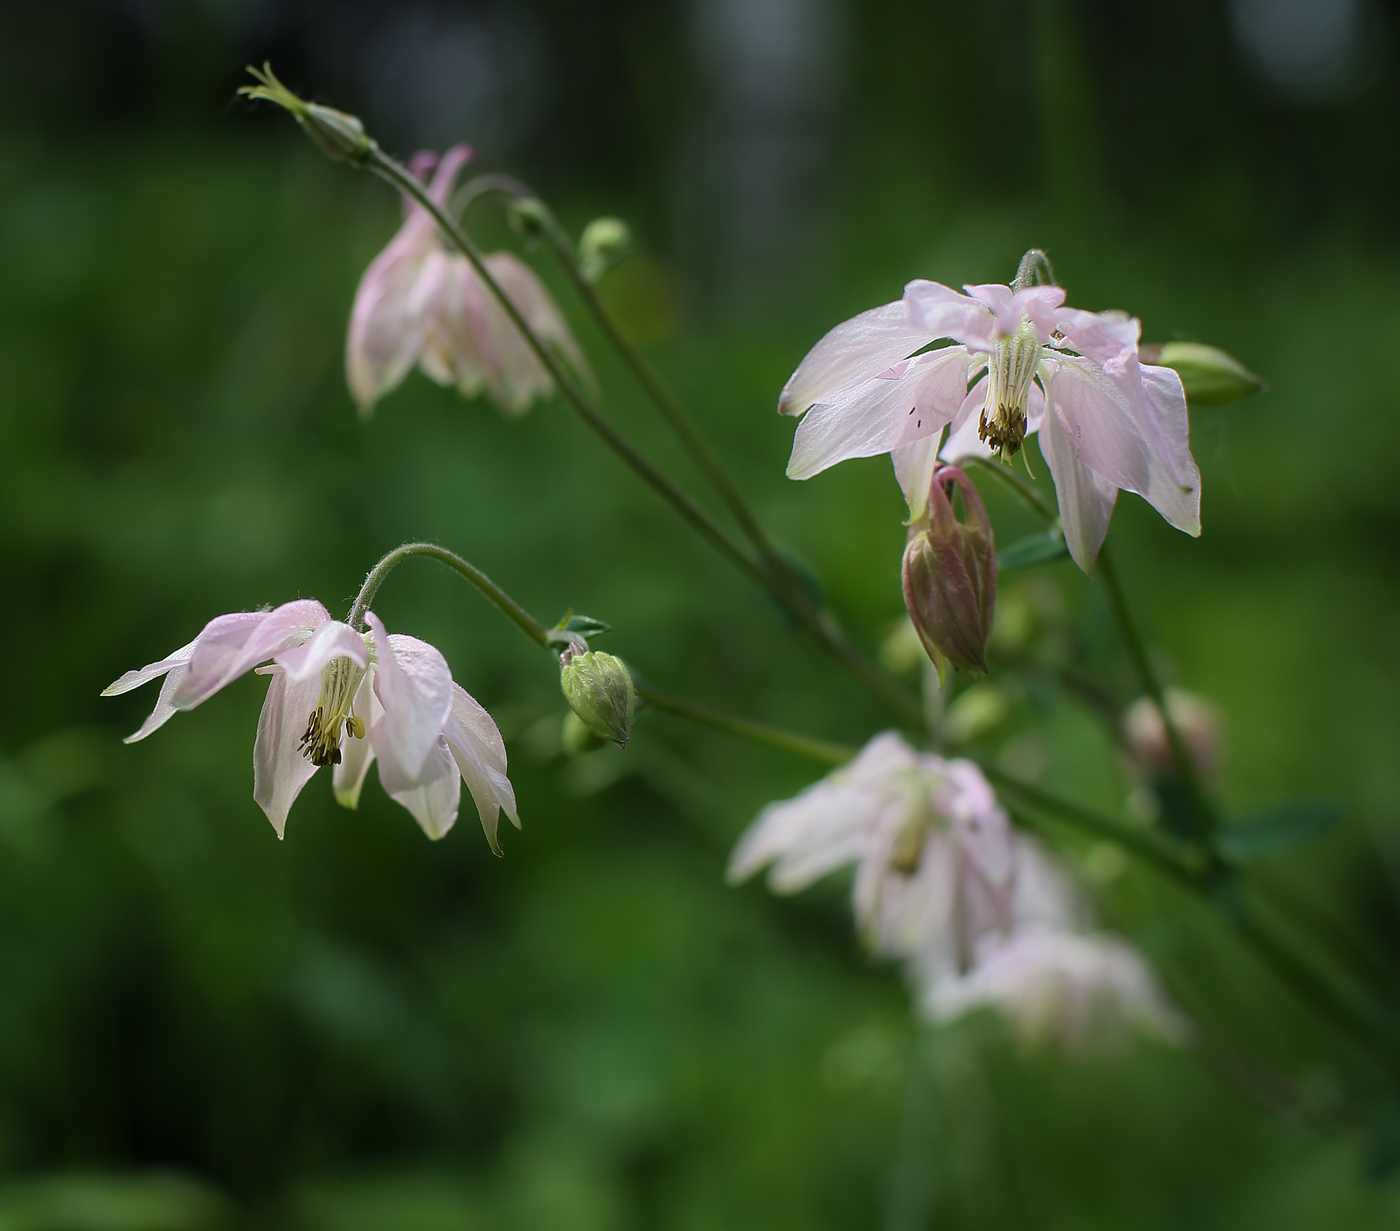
[779,279,1201,571]
[346,146,588,418]
[1124,688,1223,785]
[726,733,1018,976]
[415,249,590,417]
[102,601,518,848]
[924,929,1187,1051]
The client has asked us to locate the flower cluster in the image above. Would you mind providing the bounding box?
[103,600,518,850]
[779,278,1201,571]
[729,733,1182,1049]
[347,145,588,417]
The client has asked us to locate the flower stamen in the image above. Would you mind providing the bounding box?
[978,318,1043,459]
[299,656,366,766]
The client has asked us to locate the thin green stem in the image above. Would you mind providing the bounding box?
[959,455,1059,525]
[348,542,551,648]
[635,683,855,766]
[373,152,921,729]
[1096,543,1221,840]
[1011,248,1056,292]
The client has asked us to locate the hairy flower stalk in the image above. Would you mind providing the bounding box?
[778,251,1203,570]
[103,601,518,848]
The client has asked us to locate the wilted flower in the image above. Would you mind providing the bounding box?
[924,929,1186,1050]
[779,269,1201,571]
[1124,689,1223,785]
[346,146,588,417]
[901,464,996,677]
[102,601,518,848]
[727,733,1019,977]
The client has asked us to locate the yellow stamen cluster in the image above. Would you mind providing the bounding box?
[299,656,367,767]
[978,318,1043,459]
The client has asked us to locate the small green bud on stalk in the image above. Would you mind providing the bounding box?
[240,64,375,164]
[560,648,635,748]
[578,217,634,283]
[1139,342,1265,406]
[507,198,550,243]
[901,465,997,682]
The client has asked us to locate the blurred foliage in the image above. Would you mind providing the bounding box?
[3,0,1400,1227]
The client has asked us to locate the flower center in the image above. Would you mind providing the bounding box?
[299,656,366,767]
[978,318,1042,458]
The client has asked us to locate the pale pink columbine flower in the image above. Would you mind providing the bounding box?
[101,600,518,848]
[779,276,1201,570]
[727,732,1019,976]
[924,929,1186,1051]
[346,145,587,417]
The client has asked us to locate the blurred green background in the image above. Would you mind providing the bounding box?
[4,0,1400,1226]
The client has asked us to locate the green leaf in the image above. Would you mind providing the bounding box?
[997,530,1069,570]
[564,614,612,637]
[1217,801,1345,862]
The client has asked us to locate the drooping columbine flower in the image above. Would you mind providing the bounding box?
[923,929,1186,1051]
[727,733,1019,978]
[779,270,1201,571]
[102,601,518,849]
[346,146,587,418]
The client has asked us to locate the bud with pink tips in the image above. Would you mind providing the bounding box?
[901,464,997,680]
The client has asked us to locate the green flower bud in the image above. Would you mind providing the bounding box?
[578,217,633,283]
[240,64,374,164]
[1139,342,1265,407]
[507,198,549,243]
[560,650,635,749]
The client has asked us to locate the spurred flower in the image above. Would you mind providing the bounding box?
[924,929,1186,1050]
[102,601,518,848]
[779,274,1201,570]
[727,732,1019,978]
[346,146,587,417]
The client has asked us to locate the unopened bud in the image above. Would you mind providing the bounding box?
[560,649,635,748]
[240,64,374,164]
[507,198,549,243]
[1139,342,1264,407]
[901,466,997,679]
[579,217,633,283]
[1124,689,1222,784]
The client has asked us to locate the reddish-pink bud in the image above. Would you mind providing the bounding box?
[901,466,997,676]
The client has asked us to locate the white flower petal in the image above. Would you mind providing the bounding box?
[365,614,453,782]
[443,682,518,854]
[1041,356,1152,496]
[1038,405,1119,571]
[121,662,191,743]
[275,620,367,682]
[102,635,200,697]
[377,733,461,840]
[786,348,972,480]
[252,670,322,839]
[175,600,330,711]
[778,299,936,417]
[904,280,998,350]
[1133,363,1201,536]
[892,432,944,521]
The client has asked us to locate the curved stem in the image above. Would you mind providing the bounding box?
[373,152,922,729]
[1012,248,1056,292]
[959,454,1059,525]
[348,542,551,648]
[1096,543,1221,841]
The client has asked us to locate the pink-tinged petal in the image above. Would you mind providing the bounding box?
[121,662,191,743]
[332,668,380,809]
[939,380,994,464]
[102,635,200,696]
[365,614,453,781]
[346,227,439,413]
[174,600,330,711]
[892,433,944,521]
[1053,307,1140,368]
[425,144,473,207]
[485,251,590,392]
[778,299,936,417]
[443,682,518,853]
[376,733,461,839]
[1038,404,1119,571]
[786,347,972,480]
[940,759,1015,888]
[964,284,1065,340]
[252,670,322,838]
[905,281,997,351]
[274,620,367,682]
[1133,364,1201,536]
[1041,356,1151,495]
